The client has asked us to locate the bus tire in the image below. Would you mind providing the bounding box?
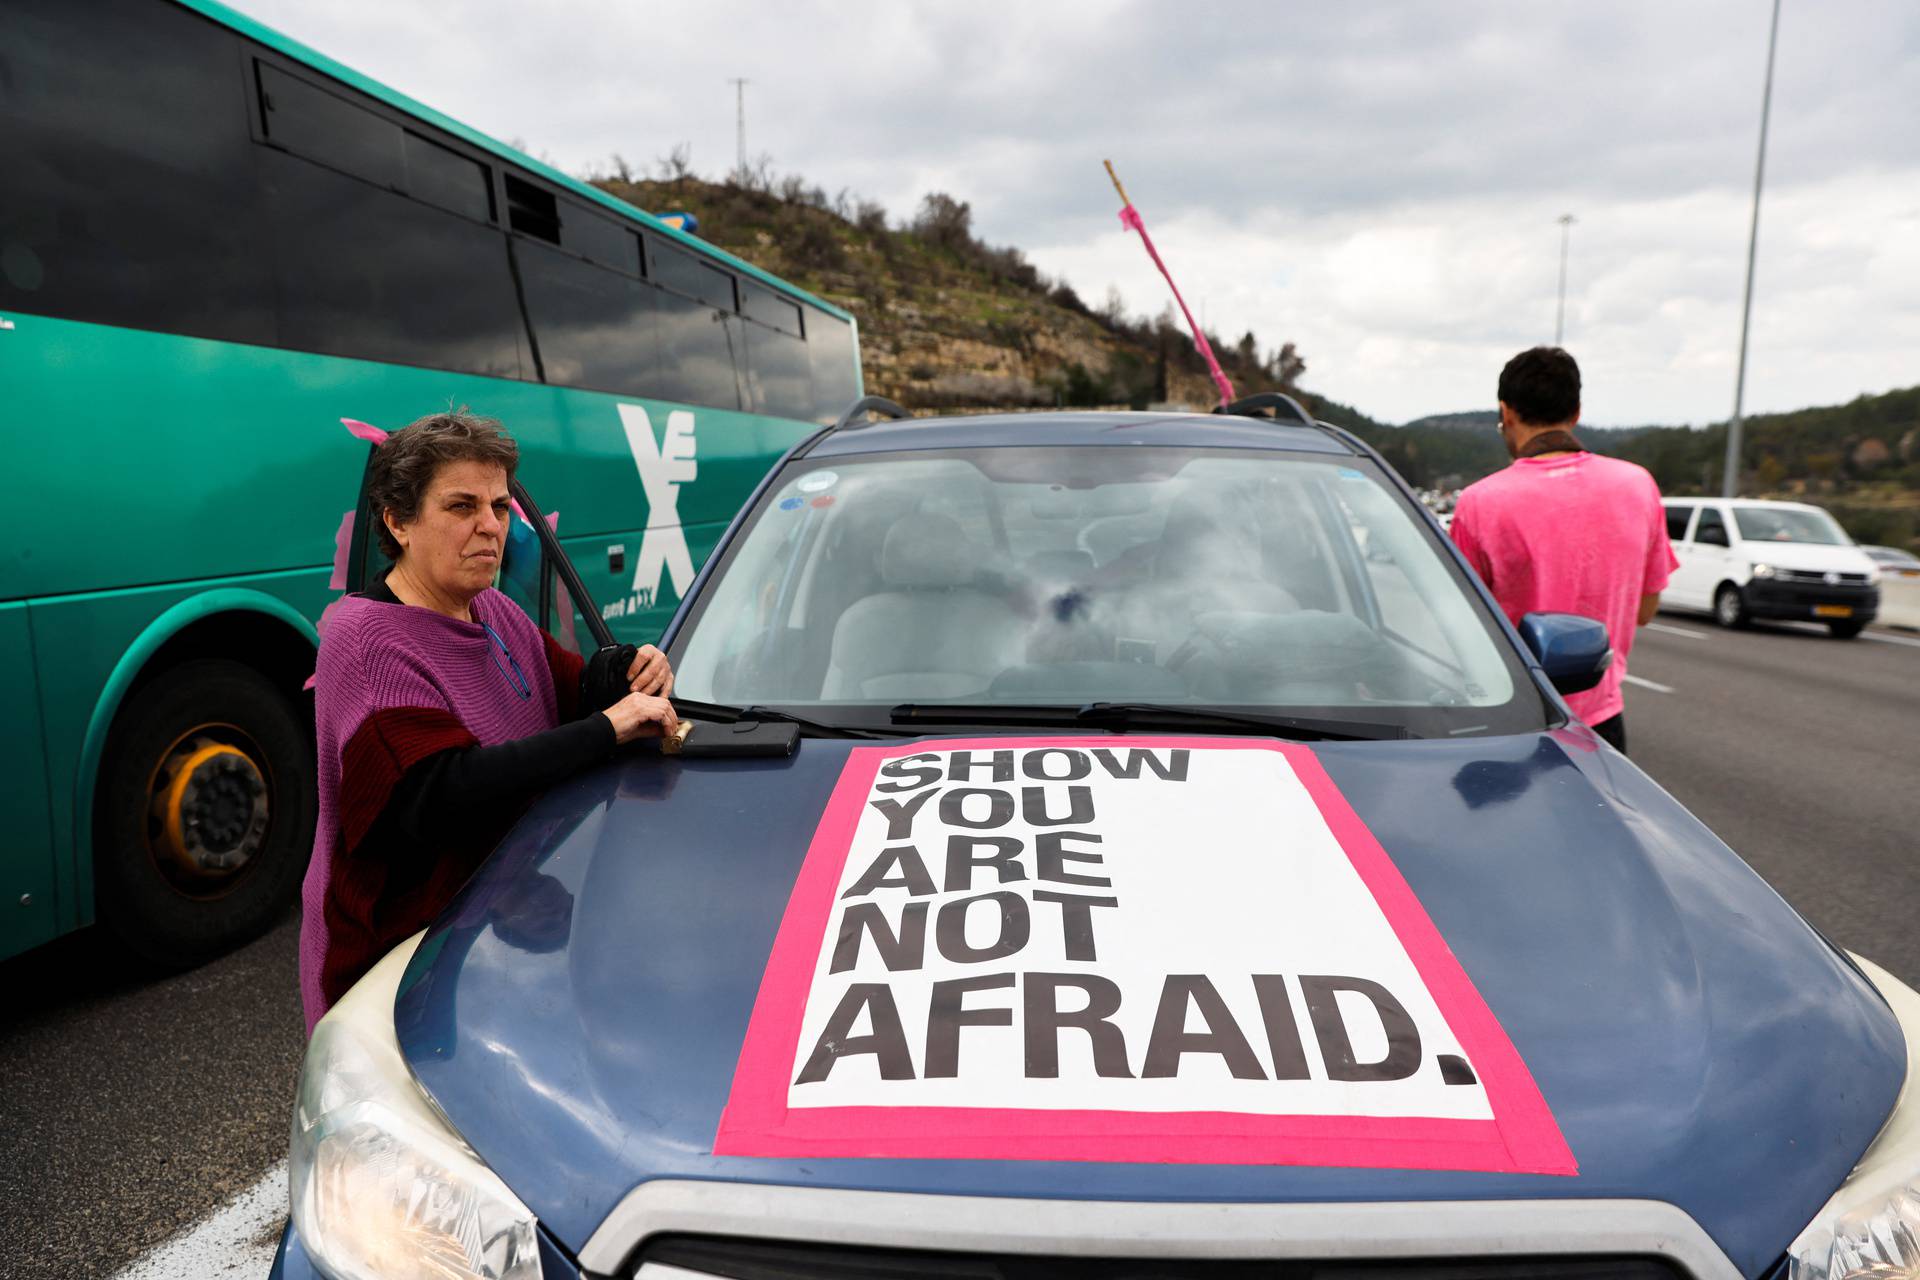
[95,658,315,966]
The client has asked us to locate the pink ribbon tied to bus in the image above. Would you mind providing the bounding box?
[1106,160,1236,409]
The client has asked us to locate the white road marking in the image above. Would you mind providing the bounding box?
[110,1160,286,1280]
[1646,622,1706,639]
[1623,673,1675,694]
[1775,621,1920,650]
[1865,630,1920,651]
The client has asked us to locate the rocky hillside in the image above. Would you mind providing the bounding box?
[591,171,1319,414]
[588,169,1916,549]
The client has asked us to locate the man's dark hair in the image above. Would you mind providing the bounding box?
[1498,347,1581,426]
[367,409,519,559]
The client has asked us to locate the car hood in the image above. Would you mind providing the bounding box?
[394,730,1903,1277]
[1735,541,1879,574]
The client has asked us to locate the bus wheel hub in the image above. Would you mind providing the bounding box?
[151,738,270,876]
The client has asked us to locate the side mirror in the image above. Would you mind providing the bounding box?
[1519,612,1612,695]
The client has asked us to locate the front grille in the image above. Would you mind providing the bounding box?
[1775,569,1868,584]
[635,1235,1689,1280]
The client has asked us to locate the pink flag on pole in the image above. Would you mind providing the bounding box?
[1107,164,1236,408]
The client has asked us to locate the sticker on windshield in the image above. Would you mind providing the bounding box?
[798,470,838,493]
[778,496,806,511]
[715,737,1576,1175]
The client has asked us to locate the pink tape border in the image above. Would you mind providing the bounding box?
[713,736,1576,1175]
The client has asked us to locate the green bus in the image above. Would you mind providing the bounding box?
[0,0,862,966]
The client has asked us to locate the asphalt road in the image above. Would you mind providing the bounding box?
[0,917,303,1280]
[1628,613,1920,985]
[2,617,1916,1280]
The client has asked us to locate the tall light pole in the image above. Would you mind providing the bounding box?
[1724,0,1783,497]
[1554,213,1576,346]
[728,77,750,179]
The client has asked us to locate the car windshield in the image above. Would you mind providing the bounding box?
[669,447,1549,738]
[1732,506,1850,545]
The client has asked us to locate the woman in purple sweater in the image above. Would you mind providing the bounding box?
[299,411,678,1031]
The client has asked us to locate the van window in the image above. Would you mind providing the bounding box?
[1732,506,1849,545]
[1694,508,1730,548]
[1664,505,1693,541]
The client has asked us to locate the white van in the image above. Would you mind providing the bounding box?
[1661,498,1882,637]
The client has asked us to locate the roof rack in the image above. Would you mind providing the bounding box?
[1308,417,1371,458]
[1214,392,1315,427]
[832,395,912,432]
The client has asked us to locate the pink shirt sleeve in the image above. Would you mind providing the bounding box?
[1640,475,1678,595]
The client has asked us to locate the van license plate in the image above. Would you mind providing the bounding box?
[1814,604,1853,618]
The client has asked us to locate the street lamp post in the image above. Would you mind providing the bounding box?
[1554,213,1576,346]
[1724,0,1784,497]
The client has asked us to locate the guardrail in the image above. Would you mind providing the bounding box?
[1879,576,1920,631]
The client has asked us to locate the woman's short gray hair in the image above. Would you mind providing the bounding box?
[367,409,520,560]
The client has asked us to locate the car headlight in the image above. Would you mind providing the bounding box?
[291,933,543,1280]
[1790,955,1920,1280]
[1752,563,1777,579]
[1866,567,1884,586]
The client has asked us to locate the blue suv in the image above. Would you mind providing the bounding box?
[274,398,1916,1280]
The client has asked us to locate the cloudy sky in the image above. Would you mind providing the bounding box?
[238,0,1920,426]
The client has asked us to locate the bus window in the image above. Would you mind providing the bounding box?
[807,312,861,423]
[263,149,526,378]
[0,0,274,343]
[649,240,737,312]
[651,287,744,410]
[506,174,562,243]
[560,203,640,275]
[744,320,813,421]
[741,282,803,337]
[257,62,404,191]
[403,132,494,224]
[517,241,662,398]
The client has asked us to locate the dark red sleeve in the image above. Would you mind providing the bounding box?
[337,707,478,856]
[322,707,479,1006]
[542,631,585,722]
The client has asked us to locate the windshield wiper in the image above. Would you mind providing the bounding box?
[670,697,909,740]
[889,702,1410,742]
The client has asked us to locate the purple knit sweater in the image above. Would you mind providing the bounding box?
[300,589,560,1031]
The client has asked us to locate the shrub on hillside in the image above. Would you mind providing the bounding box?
[911,193,974,252]
[790,217,847,272]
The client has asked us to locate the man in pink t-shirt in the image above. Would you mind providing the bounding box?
[1450,347,1678,754]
